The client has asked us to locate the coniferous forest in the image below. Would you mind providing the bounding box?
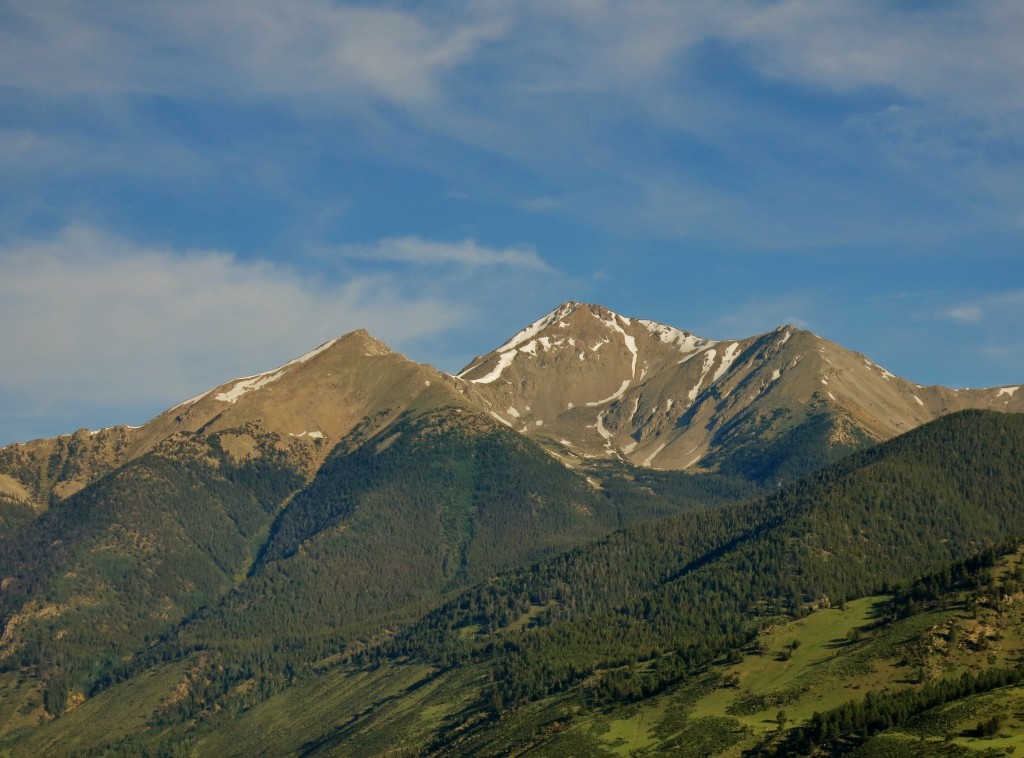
[0,409,1023,755]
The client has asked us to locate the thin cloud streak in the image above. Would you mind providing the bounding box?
[0,1,504,105]
[341,236,552,270]
[1,1,1022,444]
[0,227,464,441]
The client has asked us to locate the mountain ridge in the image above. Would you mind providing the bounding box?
[452,301,1023,476]
[0,295,1023,754]
[0,330,472,510]
[2,301,1021,508]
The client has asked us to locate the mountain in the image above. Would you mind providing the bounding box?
[0,329,716,733]
[0,330,462,512]
[455,302,1024,479]
[3,301,1021,504]
[1,305,1023,755]
[9,410,1023,757]
[210,411,1024,756]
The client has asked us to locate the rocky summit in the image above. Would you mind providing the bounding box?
[452,301,1024,475]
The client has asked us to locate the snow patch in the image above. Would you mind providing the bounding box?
[489,412,514,428]
[642,443,666,468]
[622,440,638,454]
[624,334,638,376]
[535,420,544,426]
[771,369,781,381]
[688,348,717,403]
[494,302,577,353]
[466,349,518,384]
[712,342,741,382]
[998,386,1019,397]
[913,395,924,406]
[216,369,287,403]
[828,392,837,401]
[201,340,339,413]
[821,379,828,385]
[171,389,212,412]
[507,407,520,418]
[586,378,632,407]
[284,338,340,368]
[780,330,791,345]
[639,319,714,358]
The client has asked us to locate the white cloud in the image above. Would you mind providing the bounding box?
[727,0,1024,115]
[522,196,561,212]
[943,291,1024,326]
[513,1,1024,117]
[341,236,552,270]
[939,291,1024,382]
[947,306,983,323]
[0,1,504,105]
[0,226,466,440]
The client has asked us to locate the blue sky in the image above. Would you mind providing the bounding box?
[2,0,1023,444]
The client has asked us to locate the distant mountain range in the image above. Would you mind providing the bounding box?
[0,302,1022,756]
[2,301,1021,511]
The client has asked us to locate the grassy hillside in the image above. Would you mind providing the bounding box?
[22,535,1024,756]
[179,544,1024,757]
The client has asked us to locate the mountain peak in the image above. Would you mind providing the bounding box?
[454,303,1024,474]
[333,328,393,356]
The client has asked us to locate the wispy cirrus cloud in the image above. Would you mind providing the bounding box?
[341,236,551,270]
[0,226,466,440]
[942,291,1024,326]
[946,306,983,324]
[935,291,1024,379]
[5,0,1023,250]
[726,0,1024,115]
[0,1,504,105]
[0,226,568,444]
